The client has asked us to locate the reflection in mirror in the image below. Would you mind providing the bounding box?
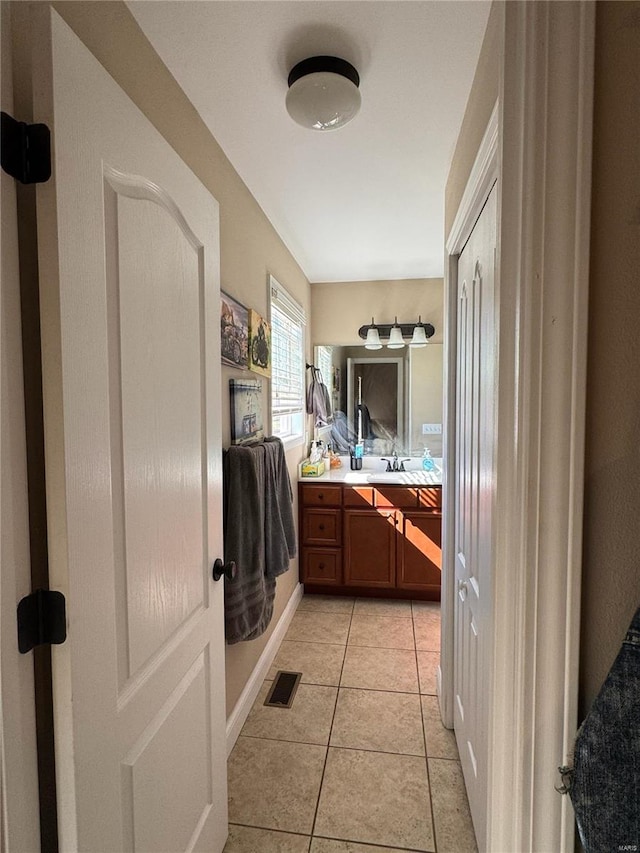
[314,343,443,456]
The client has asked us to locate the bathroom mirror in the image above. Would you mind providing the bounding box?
[313,343,443,457]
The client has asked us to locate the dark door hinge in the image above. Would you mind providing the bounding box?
[17,589,66,654]
[1,111,51,184]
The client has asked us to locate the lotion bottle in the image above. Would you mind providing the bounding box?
[422,447,435,472]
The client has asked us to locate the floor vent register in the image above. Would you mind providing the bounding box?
[264,671,302,708]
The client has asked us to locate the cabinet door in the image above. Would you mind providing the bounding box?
[397,511,442,594]
[343,510,397,588]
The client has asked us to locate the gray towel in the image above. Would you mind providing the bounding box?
[264,437,297,578]
[223,444,275,644]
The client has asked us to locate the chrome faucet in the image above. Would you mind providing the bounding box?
[381,453,412,473]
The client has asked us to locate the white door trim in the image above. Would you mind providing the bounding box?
[489,4,594,851]
[442,3,594,851]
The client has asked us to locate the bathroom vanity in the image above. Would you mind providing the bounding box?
[298,463,442,600]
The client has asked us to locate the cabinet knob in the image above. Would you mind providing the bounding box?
[319,524,325,530]
[319,562,325,570]
[318,493,324,500]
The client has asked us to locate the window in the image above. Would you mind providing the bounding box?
[315,345,333,391]
[270,275,306,448]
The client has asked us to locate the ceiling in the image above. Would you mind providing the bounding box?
[127,1,491,283]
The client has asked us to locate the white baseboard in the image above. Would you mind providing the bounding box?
[225,582,304,755]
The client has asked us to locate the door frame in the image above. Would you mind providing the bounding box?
[0,3,41,849]
[440,3,595,852]
[346,356,404,447]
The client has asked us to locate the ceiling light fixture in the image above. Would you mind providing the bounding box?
[357,318,436,349]
[286,56,361,132]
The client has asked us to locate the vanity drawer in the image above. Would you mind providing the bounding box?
[303,549,341,585]
[301,484,342,507]
[374,486,419,508]
[302,509,342,546]
[343,486,375,507]
[417,487,442,509]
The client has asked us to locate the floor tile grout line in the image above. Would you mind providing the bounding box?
[308,599,353,839]
[228,821,311,840]
[311,830,433,853]
[239,730,428,759]
[415,609,440,853]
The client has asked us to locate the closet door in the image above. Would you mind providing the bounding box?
[453,185,497,848]
[32,9,227,851]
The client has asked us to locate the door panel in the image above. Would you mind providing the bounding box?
[109,180,207,682]
[33,9,226,851]
[397,512,442,592]
[344,510,396,587]
[453,184,497,849]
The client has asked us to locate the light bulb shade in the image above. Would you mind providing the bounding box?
[286,56,361,131]
[409,324,428,347]
[387,324,405,349]
[364,326,382,349]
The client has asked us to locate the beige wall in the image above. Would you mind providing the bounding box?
[445,2,502,238]
[311,278,444,346]
[47,1,310,716]
[579,1,640,716]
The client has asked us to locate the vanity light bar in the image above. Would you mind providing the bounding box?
[357,321,436,341]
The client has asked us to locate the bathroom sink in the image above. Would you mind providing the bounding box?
[366,470,442,486]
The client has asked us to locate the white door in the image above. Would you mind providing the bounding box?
[32,9,227,852]
[453,184,497,849]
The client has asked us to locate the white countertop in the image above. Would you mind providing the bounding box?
[298,457,443,487]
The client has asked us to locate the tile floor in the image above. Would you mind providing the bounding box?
[225,596,477,853]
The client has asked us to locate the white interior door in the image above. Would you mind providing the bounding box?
[453,184,497,850]
[32,9,226,852]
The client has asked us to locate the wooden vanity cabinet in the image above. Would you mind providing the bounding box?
[299,481,442,599]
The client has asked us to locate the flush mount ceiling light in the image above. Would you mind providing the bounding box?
[286,56,361,131]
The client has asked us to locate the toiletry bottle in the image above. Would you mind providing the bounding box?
[422,447,435,472]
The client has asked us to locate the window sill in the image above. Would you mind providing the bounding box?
[279,434,305,454]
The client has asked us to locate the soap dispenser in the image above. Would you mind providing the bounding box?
[422,447,435,472]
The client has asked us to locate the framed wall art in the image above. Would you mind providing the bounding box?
[248,309,271,378]
[220,291,249,369]
[229,378,264,445]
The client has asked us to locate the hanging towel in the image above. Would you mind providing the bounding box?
[264,436,297,577]
[306,366,332,426]
[222,438,296,643]
[222,444,275,644]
